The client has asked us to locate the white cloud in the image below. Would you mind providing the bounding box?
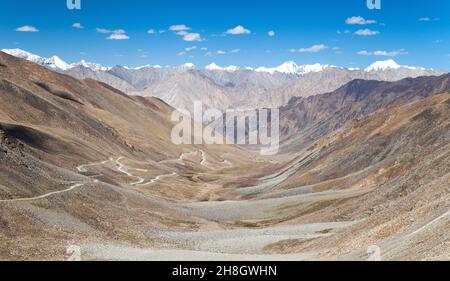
[147,29,156,34]
[182,32,202,42]
[107,33,130,40]
[298,44,328,53]
[99,28,130,40]
[419,17,440,21]
[373,50,407,56]
[201,47,208,51]
[345,16,377,25]
[169,24,191,31]
[357,49,408,57]
[206,49,240,56]
[177,51,186,56]
[170,25,202,42]
[16,25,39,32]
[332,47,340,50]
[185,46,197,52]
[72,23,84,29]
[357,50,372,56]
[354,29,380,36]
[96,28,111,34]
[268,30,275,37]
[225,25,251,35]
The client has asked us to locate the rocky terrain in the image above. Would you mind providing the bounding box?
[0,51,448,261]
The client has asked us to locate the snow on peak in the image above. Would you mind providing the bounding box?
[2,48,39,60]
[122,64,164,70]
[205,63,243,72]
[255,61,334,75]
[47,56,71,70]
[1,48,435,75]
[1,48,71,70]
[223,65,240,72]
[1,48,110,71]
[276,61,300,73]
[299,63,336,74]
[178,63,196,70]
[71,60,110,71]
[365,59,401,72]
[205,63,222,71]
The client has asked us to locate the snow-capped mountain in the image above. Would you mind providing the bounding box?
[205,63,249,72]
[2,48,439,76]
[1,48,109,72]
[365,59,402,72]
[2,48,447,110]
[71,60,110,71]
[1,48,71,71]
[178,63,196,70]
[365,59,426,72]
[255,61,336,75]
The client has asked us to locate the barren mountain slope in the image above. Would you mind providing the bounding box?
[129,71,236,111]
[65,65,137,93]
[0,52,256,259]
[257,67,447,108]
[279,74,450,152]
[263,93,450,260]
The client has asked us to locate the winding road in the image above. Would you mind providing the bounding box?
[0,150,232,204]
[0,182,86,203]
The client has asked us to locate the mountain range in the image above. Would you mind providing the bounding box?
[3,48,447,110]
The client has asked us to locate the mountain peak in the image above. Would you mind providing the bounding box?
[179,63,196,70]
[2,48,42,62]
[47,55,71,70]
[255,61,334,75]
[277,61,300,73]
[2,48,442,76]
[365,59,401,72]
[205,63,222,71]
[205,63,243,72]
[1,48,71,71]
[72,60,110,71]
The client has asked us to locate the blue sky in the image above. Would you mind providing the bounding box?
[0,0,449,69]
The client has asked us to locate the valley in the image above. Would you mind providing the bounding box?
[0,50,448,261]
